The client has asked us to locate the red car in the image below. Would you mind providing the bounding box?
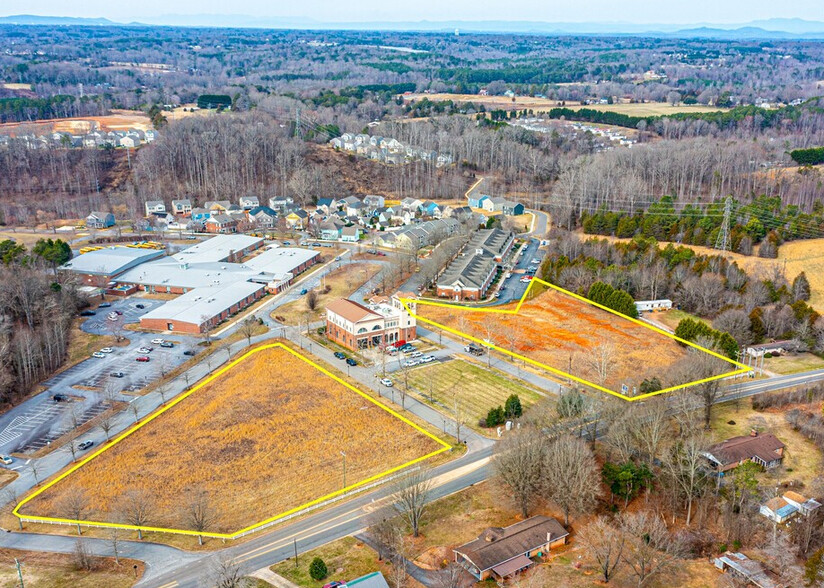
[135,356,150,362]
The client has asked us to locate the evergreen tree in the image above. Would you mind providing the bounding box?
[309,557,328,581]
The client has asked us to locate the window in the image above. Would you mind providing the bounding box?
[357,328,367,334]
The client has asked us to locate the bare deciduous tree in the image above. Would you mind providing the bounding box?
[621,511,684,588]
[208,556,248,588]
[578,517,625,583]
[57,488,90,535]
[585,343,617,386]
[117,489,154,540]
[543,434,600,526]
[493,428,547,518]
[392,469,432,538]
[662,433,708,526]
[238,316,259,347]
[184,487,220,545]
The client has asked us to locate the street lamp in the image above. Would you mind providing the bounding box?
[340,451,346,490]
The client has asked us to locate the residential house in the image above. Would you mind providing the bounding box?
[268,196,294,213]
[354,133,370,145]
[249,206,278,229]
[330,137,344,149]
[239,195,260,210]
[383,138,403,152]
[319,221,342,241]
[500,200,525,215]
[745,340,800,358]
[341,226,362,243]
[467,193,490,209]
[465,229,516,262]
[171,199,193,216]
[345,200,367,217]
[204,214,238,234]
[481,197,498,213]
[285,209,309,229]
[363,195,385,209]
[86,211,115,229]
[144,130,157,142]
[315,198,334,214]
[369,136,383,147]
[145,200,166,216]
[713,552,777,588]
[448,206,476,222]
[400,197,423,212]
[389,218,461,250]
[760,491,822,524]
[339,571,389,588]
[190,208,211,223]
[436,253,498,301]
[454,516,569,581]
[703,432,785,473]
[436,153,453,167]
[120,136,139,148]
[420,200,442,218]
[325,294,416,351]
[419,149,437,162]
[389,207,414,226]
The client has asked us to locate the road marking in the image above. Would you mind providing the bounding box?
[155,582,179,588]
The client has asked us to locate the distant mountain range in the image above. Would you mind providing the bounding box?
[1,14,824,38]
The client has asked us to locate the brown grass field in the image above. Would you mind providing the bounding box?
[20,344,443,534]
[0,548,143,588]
[0,110,152,136]
[417,286,695,393]
[402,93,728,116]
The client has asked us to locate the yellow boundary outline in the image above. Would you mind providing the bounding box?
[400,278,749,402]
[13,343,450,539]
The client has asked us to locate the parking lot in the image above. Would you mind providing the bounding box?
[0,295,201,455]
[495,238,545,304]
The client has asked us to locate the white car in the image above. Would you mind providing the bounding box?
[151,338,165,345]
[380,378,394,387]
[410,351,423,358]
[92,351,106,359]
[99,347,113,354]
[0,455,12,465]
[403,360,419,368]
[531,258,540,264]
[138,346,153,353]
[107,315,119,322]
[421,355,436,363]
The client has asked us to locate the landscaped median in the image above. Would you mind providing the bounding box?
[13,342,451,541]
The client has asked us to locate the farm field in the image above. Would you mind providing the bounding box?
[402,93,728,116]
[274,262,382,325]
[401,359,543,431]
[18,343,447,535]
[0,109,152,136]
[409,282,739,398]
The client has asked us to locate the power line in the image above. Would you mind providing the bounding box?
[714,196,732,251]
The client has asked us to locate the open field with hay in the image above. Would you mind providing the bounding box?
[412,283,734,397]
[18,343,446,535]
[402,93,728,116]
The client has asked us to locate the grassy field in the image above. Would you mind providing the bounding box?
[417,286,697,394]
[711,399,823,487]
[402,93,728,116]
[653,308,710,331]
[0,548,143,588]
[401,359,543,431]
[21,344,444,534]
[763,352,824,375]
[271,536,392,588]
[274,263,382,325]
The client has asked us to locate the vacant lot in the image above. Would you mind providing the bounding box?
[401,359,543,430]
[764,352,824,375]
[21,344,445,534]
[275,262,382,325]
[0,110,152,136]
[403,93,727,116]
[415,285,702,394]
[0,548,142,588]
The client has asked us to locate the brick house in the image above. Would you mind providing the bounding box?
[325,294,416,351]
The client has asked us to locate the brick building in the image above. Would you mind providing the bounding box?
[325,294,417,351]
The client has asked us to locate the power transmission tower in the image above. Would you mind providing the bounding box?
[294,107,302,139]
[714,196,732,251]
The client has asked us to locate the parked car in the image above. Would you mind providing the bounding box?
[464,344,485,356]
[52,393,68,402]
[403,359,420,368]
[107,315,119,322]
[345,358,357,366]
[531,258,540,264]
[380,378,394,387]
[0,455,12,465]
[183,350,197,356]
[80,310,96,317]
[334,256,341,261]
[98,302,111,308]
[421,355,436,363]
[322,582,343,588]
[135,303,145,309]
[110,371,125,378]
[92,351,106,359]
[410,351,423,358]
[135,356,150,362]
[160,341,174,348]
[78,440,94,450]
[114,310,123,315]
[100,347,113,353]
[151,338,165,344]
[138,346,153,353]
[334,351,347,360]
[283,241,291,245]
[299,288,308,295]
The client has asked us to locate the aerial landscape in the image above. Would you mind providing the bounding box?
[3,1,824,587]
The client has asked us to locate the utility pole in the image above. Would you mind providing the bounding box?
[14,558,23,588]
[295,107,302,139]
[340,451,346,490]
[714,196,732,251]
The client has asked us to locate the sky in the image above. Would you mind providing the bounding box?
[3,1,824,25]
